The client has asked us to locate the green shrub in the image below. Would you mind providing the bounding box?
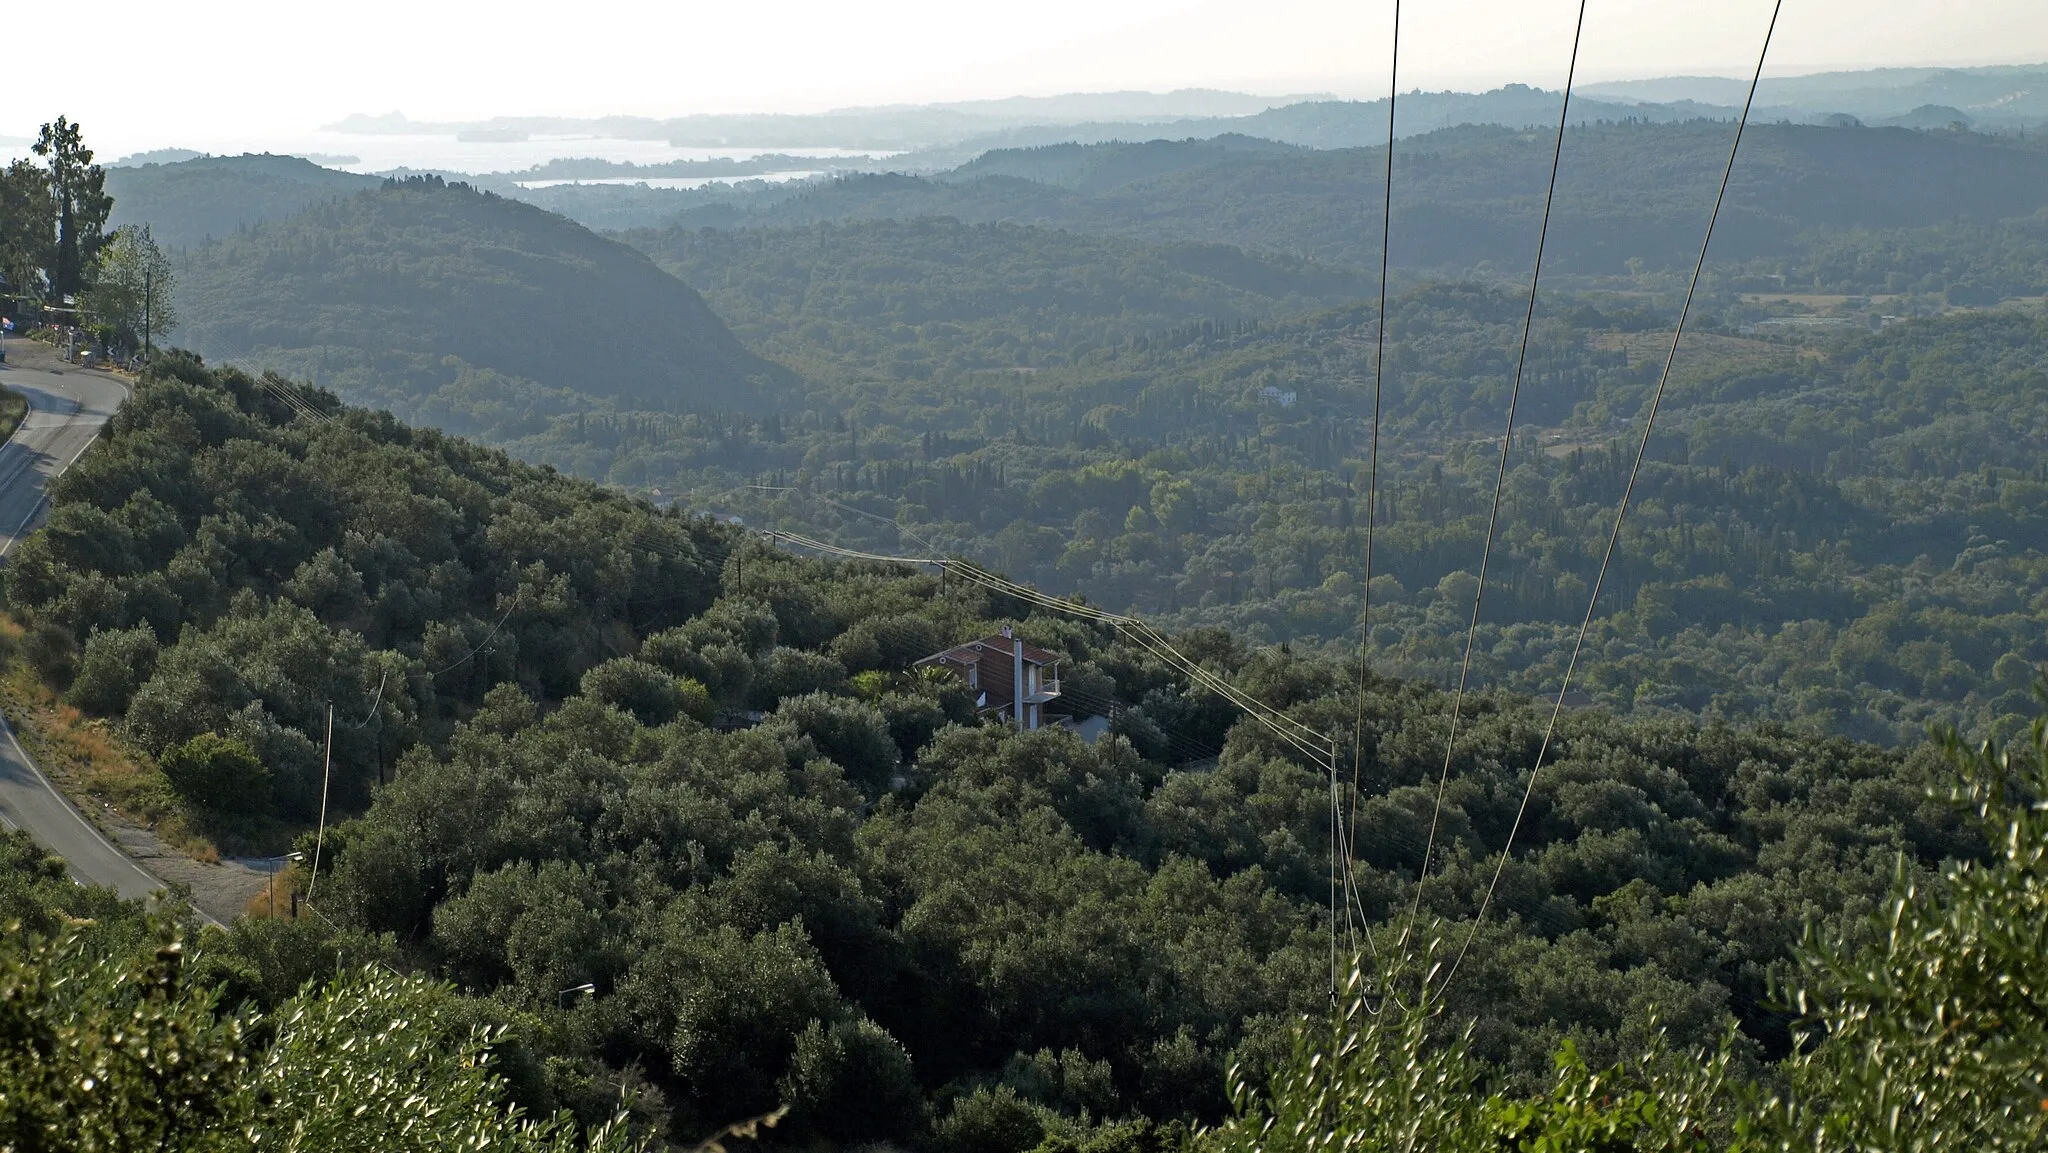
[579,657,686,726]
[22,619,77,688]
[159,732,270,813]
[675,676,715,726]
[778,1015,926,1142]
[748,647,847,710]
[935,1086,1047,1153]
[765,692,897,791]
[67,625,159,717]
[0,922,649,1151]
[879,690,949,761]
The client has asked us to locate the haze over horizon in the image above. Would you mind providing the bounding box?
[5,0,2046,156]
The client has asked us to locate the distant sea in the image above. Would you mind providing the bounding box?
[1,129,891,177]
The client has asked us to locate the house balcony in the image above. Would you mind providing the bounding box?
[1023,679,1061,704]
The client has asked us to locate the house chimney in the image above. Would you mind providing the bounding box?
[1011,629,1026,729]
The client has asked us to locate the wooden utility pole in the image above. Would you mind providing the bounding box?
[307,702,334,902]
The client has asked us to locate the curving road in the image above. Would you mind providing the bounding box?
[0,338,163,902]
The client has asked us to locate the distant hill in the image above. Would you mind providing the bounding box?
[951,134,1303,192]
[674,121,2048,276]
[173,179,792,433]
[1586,64,2048,127]
[108,154,383,249]
[109,147,205,167]
[618,216,1371,383]
[924,88,1749,158]
[1882,104,1975,130]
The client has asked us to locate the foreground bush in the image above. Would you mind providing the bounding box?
[0,922,644,1153]
[1207,708,2048,1153]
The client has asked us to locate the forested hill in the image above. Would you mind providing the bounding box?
[950,134,1304,192]
[107,153,383,250]
[619,218,1371,382]
[539,260,2048,747]
[173,178,794,434]
[2,353,1986,1146]
[675,122,2048,275]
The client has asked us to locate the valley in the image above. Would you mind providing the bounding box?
[5,48,2048,1152]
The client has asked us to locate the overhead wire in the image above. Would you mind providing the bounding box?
[259,375,328,424]
[1401,0,1588,965]
[748,484,945,555]
[1341,0,1403,978]
[428,590,522,677]
[345,670,390,729]
[1430,0,1786,1006]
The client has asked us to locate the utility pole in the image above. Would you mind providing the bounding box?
[307,702,334,902]
[142,266,152,360]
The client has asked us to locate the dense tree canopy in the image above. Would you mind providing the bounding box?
[493,260,2048,746]
[1208,708,2048,1151]
[171,179,795,438]
[22,109,2048,1148]
[0,116,111,305]
[106,153,382,249]
[5,351,730,829]
[0,832,647,1152]
[660,122,2048,276]
[4,358,1999,1148]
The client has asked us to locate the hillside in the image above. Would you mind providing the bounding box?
[619,217,1372,382]
[912,88,1744,159]
[1587,63,2048,127]
[106,153,382,249]
[172,178,793,432]
[7,353,1992,1146]
[949,133,1304,192]
[674,122,2048,276]
[497,253,2048,748]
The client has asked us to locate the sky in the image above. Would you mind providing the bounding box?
[4,0,2045,153]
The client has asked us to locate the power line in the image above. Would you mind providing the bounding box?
[257,374,330,425]
[427,591,522,677]
[1342,0,1403,984]
[345,670,390,729]
[306,702,335,903]
[1431,0,1785,1007]
[1403,0,1588,967]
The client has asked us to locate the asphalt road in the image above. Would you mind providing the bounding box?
[0,338,163,902]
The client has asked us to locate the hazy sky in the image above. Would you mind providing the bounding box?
[6,0,2044,150]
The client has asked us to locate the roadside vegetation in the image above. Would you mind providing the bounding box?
[0,386,26,442]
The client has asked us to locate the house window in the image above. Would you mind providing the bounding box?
[966,664,978,689]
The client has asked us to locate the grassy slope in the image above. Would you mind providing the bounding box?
[0,387,25,444]
[0,614,213,859]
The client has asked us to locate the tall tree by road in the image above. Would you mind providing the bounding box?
[81,225,176,350]
[0,159,50,300]
[32,117,111,301]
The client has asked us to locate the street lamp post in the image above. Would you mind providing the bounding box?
[558,982,597,1010]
